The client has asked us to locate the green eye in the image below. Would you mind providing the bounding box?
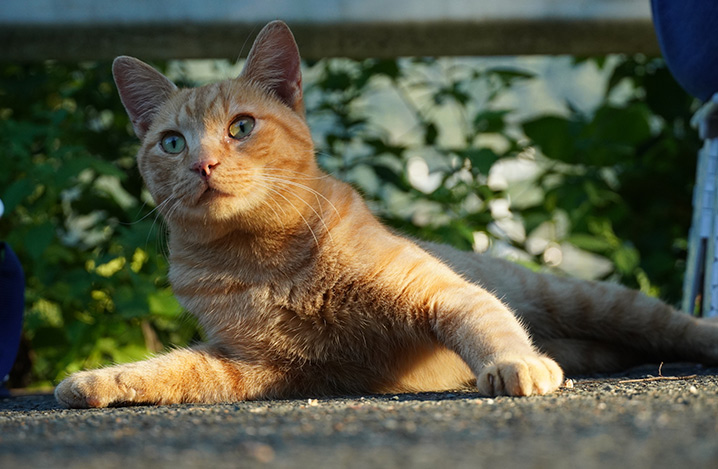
[160,133,186,154]
[228,116,255,140]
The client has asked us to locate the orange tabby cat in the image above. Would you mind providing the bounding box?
[55,21,718,408]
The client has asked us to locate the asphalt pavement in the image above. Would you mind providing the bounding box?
[1,363,718,468]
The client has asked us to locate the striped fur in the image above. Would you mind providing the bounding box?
[55,21,718,408]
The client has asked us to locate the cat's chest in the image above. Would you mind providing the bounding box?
[168,255,400,354]
[168,260,262,315]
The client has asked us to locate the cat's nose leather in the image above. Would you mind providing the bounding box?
[191,159,220,179]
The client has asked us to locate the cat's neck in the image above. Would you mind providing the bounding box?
[165,205,330,288]
[165,175,361,284]
[169,217,315,262]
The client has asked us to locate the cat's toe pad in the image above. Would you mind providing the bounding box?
[477,355,563,397]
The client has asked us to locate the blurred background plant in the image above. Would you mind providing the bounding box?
[0,55,699,387]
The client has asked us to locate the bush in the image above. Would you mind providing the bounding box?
[1,62,197,387]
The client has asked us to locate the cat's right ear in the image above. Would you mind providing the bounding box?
[112,56,178,140]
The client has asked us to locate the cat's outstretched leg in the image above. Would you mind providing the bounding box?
[380,242,563,396]
[54,345,275,408]
[427,282,564,396]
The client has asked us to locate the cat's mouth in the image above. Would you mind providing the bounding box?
[196,185,232,204]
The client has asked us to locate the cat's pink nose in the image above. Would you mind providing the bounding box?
[191,158,220,180]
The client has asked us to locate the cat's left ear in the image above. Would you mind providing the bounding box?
[113,56,178,140]
[241,21,304,114]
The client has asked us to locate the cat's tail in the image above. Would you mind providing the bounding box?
[512,268,718,373]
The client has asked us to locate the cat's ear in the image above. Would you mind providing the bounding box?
[241,21,304,114]
[112,56,178,140]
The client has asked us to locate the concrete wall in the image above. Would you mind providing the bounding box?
[1,0,658,60]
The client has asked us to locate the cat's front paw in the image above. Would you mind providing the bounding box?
[476,355,563,397]
[55,368,145,408]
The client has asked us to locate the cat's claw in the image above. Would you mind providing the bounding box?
[477,355,563,397]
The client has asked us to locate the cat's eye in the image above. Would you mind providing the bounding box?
[228,116,255,140]
[160,133,186,154]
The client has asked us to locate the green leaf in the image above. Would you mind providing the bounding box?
[567,234,615,253]
[424,122,438,145]
[148,289,181,317]
[612,245,640,274]
[581,104,652,165]
[319,69,353,91]
[365,59,401,80]
[25,222,56,260]
[110,343,149,364]
[31,326,69,350]
[522,210,552,234]
[488,67,535,85]
[473,110,509,133]
[372,163,408,189]
[365,138,406,157]
[460,148,499,175]
[115,285,149,319]
[523,116,578,163]
[2,178,35,213]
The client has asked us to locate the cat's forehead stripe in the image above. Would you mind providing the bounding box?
[175,82,239,128]
[161,79,301,137]
[182,87,215,124]
[175,99,195,129]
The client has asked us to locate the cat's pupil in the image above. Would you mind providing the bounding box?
[229,116,255,140]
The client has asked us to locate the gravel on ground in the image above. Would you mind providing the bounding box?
[1,363,717,468]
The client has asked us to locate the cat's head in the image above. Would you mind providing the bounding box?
[113,21,319,240]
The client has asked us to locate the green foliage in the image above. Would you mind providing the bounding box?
[521,57,698,298]
[309,55,698,302]
[0,62,198,386]
[0,55,699,387]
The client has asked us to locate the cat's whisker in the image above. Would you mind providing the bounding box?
[259,175,328,224]
[265,188,321,246]
[259,174,342,220]
[124,201,153,226]
[147,196,178,252]
[260,198,286,231]
[146,204,165,247]
[253,180,290,216]
[259,183,321,246]
[257,176,335,245]
[260,166,333,181]
[227,166,336,211]
[250,181,290,230]
[124,196,174,226]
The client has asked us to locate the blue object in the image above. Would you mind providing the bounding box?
[0,242,24,397]
[651,0,718,101]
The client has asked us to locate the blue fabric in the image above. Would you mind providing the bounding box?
[0,242,24,396]
[651,0,718,101]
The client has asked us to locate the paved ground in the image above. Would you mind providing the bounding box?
[1,364,718,468]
